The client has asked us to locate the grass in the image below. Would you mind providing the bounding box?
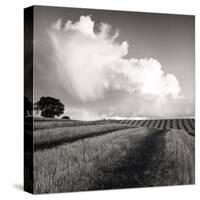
[33,126,194,193]
[33,118,195,136]
[155,129,195,185]
[34,123,132,150]
[34,119,111,130]
[34,127,149,193]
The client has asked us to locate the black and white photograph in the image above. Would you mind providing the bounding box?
[24,5,195,194]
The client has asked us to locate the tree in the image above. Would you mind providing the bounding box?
[24,96,33,117]
[61,116,70,120]
[35,96,65,118]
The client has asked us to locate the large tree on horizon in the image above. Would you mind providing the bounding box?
[35,96,65,118]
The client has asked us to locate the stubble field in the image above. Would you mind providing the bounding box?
[33,118,195,194]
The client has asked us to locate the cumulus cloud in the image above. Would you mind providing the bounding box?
[43,15,194,119]
[48,16,129,102]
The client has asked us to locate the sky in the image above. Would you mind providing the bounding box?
[33,6,195,120]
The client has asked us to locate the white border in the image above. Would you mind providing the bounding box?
[0,0,199,199]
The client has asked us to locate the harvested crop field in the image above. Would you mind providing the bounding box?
[115,118,195,136]
[33,118,195,193]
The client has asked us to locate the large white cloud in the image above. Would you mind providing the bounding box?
[43,15,194,119]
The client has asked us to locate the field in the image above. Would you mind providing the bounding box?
[115,119,195,136]
[33,118,195,193]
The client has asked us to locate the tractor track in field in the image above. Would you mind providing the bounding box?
[89,128,194,189]
[33,121,195,193]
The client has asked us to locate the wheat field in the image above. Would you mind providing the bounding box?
[33,118,195,193]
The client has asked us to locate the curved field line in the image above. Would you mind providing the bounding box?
[183,119,195,136]
[178,119,193,135]
[153,120,161,129]
[183,119,193,132]
[120,120,127,125]
[124,120,129,125]
[129,120,133,125]
[159,120,166,129]
[127,120,133,125]
[147,120,153,128]
[149,120,156,128]
[119,120,124,124]
[140,120,148,127]
[137,120,146,127]
[188,119,195,130]
[178,119,184,130]
[165,120,171,129]
[146,120,152,127]
[172,119,179,129]
[143,120,150,127]
[131,120,139,126]
[122,120,127,124]
[127,120,132,125]
[177,119,181,129]
[136,120,142,127]
[129,120,134,126]
[131,120,136,126]
[152,120,157,127]
[124,120,128,124]
[170,120,174,129]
